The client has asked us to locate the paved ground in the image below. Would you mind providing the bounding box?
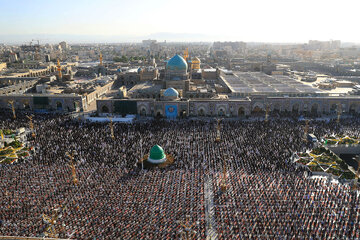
[204,175,218,240]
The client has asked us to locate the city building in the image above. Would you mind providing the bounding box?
[95,52,360,118]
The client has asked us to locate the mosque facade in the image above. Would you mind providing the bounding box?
[96,53,360,118]
[97,96,360,118]
[164,54,189,90]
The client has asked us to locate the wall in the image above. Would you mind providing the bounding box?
[85,81,114,105]
[328,145,360,155]
[0,80,38,95]
[0,94,84,112]
[0,62,6,71]
[97,96,360,117]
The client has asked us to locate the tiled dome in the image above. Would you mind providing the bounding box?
[163,87,179,98]
[166,54,188,71]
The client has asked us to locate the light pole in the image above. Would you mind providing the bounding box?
[26,115,36,138]
[140,137,144,170]
[177,215,199,240]
[8,100,16,119]
[265,103,271,122]
[66,151,78,185]
[42,207,63,238]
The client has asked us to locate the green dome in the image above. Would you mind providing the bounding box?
[149,145,166,161]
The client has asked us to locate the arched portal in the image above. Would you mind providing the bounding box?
[180,110,187,118]
[218,108,225,116]
[24,102,30,109]
[330,104,338,113]
[273,103,281,112]
[156,111,163,118]
[292,103,299,113]
[311,103,318,115]
[252,106,264,115]
[349,104,357,114]
[238,107,245,117]
[56,102,63,110]
[198,107,206,116]
[101,105,109,113]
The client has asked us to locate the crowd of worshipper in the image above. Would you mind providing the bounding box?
[0,110,359,239]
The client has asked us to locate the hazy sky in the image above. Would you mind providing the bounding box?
[0,0,359,43]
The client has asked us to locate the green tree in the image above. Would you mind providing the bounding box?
[120,55,128,62]
[113,56,121,62]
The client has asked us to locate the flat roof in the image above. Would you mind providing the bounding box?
[300,75,355,94]
[128,82,162,93]
[223,72,323,94]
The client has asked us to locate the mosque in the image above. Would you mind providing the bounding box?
[97,53,360,118]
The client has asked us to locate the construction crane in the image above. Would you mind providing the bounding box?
[8,100,16,119]
[66,151,78,185]
[57,59,62,80]
[26,115,36,138]
[183,48,189,62]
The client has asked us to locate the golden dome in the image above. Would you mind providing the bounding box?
[191,57,201,70]
[192,57,201,63]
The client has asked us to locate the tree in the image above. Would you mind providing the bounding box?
[120,55,128,62]
[113,56,122,62]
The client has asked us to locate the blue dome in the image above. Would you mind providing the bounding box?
[166,55,187,71]
[164,87,179,97]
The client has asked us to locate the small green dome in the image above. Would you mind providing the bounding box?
[149,145,166,160]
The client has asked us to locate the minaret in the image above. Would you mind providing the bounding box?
[183,48,189,62]
[99,52,103,66]
[57,59,62,80]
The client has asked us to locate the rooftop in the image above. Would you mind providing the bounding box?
[128,82,162,93]
[222,72,324,95]
[300,75,355,95]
